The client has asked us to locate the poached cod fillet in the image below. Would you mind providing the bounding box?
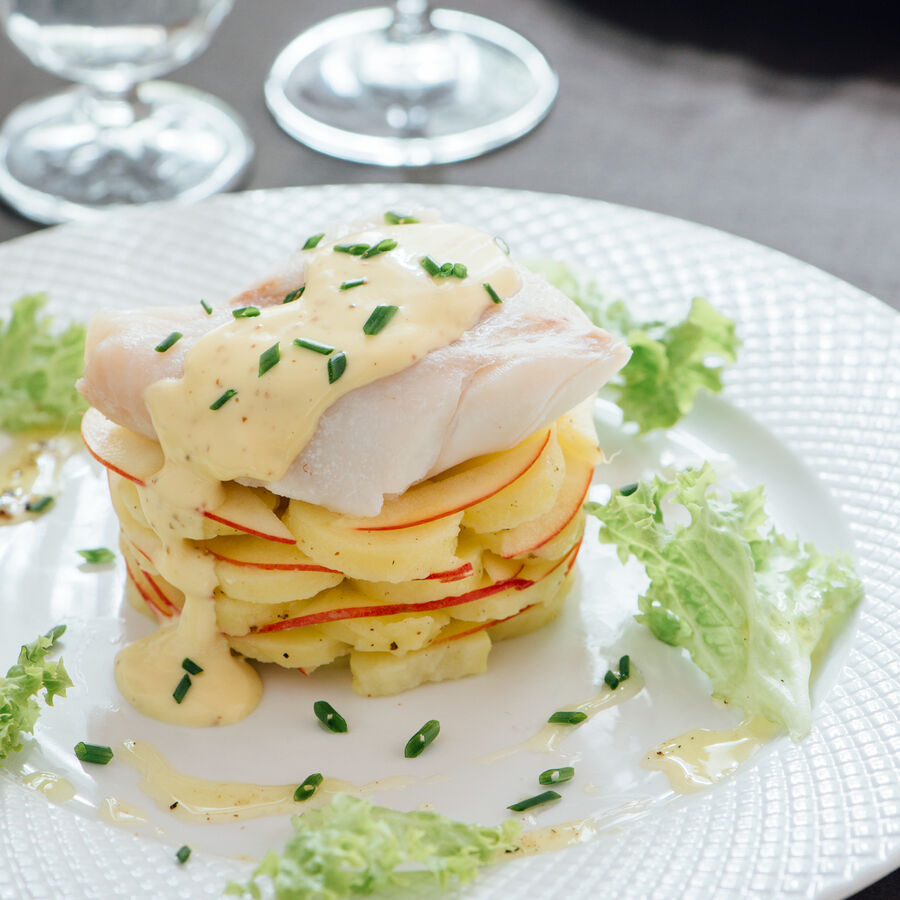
[79,215,630,726]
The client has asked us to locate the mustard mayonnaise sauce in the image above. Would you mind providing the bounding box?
[114,224,519,726]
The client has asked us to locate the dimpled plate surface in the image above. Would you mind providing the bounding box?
[0,185,898,900]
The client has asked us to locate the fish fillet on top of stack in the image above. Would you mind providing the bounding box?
[79,211,630,722]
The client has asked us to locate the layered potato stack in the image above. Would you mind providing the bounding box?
[107,404,600,696]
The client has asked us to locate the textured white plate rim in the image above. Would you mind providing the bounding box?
[0,183,897,900]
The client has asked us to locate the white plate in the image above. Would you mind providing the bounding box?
[0,185,898,900]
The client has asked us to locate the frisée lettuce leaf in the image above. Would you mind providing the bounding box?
[529,261,739,433]
[226,793,521,900]
[585,465,862,739]
[0,294,87,433]
[1,625,72,760]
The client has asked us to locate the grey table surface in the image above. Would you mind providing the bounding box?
[0,1,897,897]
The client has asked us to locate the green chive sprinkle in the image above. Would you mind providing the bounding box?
[77,547,115,564]
[313,700,348,733]
[175,845,191,865]
[327,351,347,384]
[340,278,366,291]
[258,342,281,377]
[362,238,398,258]
[201,299,213,315]
[452,262,468,279]
[294,772,324,801]
[302,233,325,250]
[539,767,575,786]
[182,658,203,676]
[294,337,334,356]
[173,674,191,704]
[334,242,371,256]
[362,305,398,336]
[619,655,630,679]
[25,495,54,514]
[74,742,113,765]
[439,262,453,276]
[385,211,419,225]
[494,235,510,255]
[484,283,502,304]
[420,256,441,276]
[210,389,237,410]
[507,791,561,812]
[604,670,620,690]
[283,286,305,304]
[547,710,587,725]
[404,719,440,758]
[619,483,638,496]
[154,332,182,353]
[232,306,260,318]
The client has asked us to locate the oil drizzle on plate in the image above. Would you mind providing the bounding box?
[22,771,75,804]
[642,716,779,793]
[99,796,149,827]
[0,430,77,525]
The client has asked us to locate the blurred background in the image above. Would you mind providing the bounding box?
[0,1,897,896]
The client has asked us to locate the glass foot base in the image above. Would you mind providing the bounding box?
[0,81,254,225]
[265,7,558,166]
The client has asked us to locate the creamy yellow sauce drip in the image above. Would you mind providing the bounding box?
[642,716,779,793]
[478,670,644,763]
[0,430,77,525]
[113,223,519,727]
[118,740,444,823]
[22,771,76,803]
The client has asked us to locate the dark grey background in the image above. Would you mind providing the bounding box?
[0,1,897,896]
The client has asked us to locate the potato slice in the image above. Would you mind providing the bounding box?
[228,629,349,669]
[213,561,342,605]
[320,610,451,654]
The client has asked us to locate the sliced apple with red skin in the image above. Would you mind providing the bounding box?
[203,483,295,544]
[341,427,551,532]
[204,534,338,572]
[82,407,163,485]
[417,561,474,582]
[483,455,594,559]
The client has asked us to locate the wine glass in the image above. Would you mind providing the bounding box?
[265,1,558,166]
[0,0,254,224]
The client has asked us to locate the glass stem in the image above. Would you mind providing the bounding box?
[81,84,146,130]
[389,0,433,42]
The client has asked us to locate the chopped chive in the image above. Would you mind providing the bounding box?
[155,331,183,353]
[25,495,54,514]
[404,719,440,758]
[293,772,324,801]
[327,351,347,384]
[539,767,575,786]
[209,389,237,410]
[547,710,587,725]
[483,283,502,304]
[294,337,334,356]
[618,655,630,679]
[451,262,468,279]
[362,238,398,258]
[302,233,325,250]
[313,700,348,733]
[232,306,260,318]
[619,483,638,496]
[77,547,115,564]
[283,286,305,304]
[420,255,441,276]
[258,342,281,377]
[362,305,399,336]
[385,211,419,225]
[604,670,620,690]
[175,845,191,865]
[507,790,561,812]
[334,242,370,256]
[173,674,192,704]
[340,278,366,291]
[74,742,113,765]
[182,658,203,676]
[200,299,213,315]
[494,235,510,255]
[439,262,453,276]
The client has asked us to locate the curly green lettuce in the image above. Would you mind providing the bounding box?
[0,294,87,433]
[0,625,72,760]
[585,466,862,739]
[529,261,739,433]
[226,793,521,900]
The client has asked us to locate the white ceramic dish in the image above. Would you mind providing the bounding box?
[0,185,897,900]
